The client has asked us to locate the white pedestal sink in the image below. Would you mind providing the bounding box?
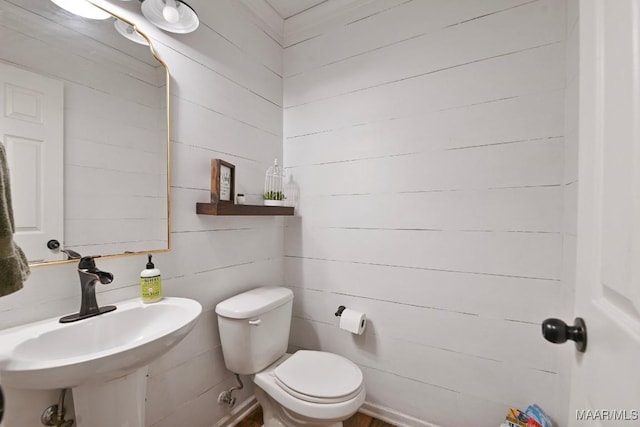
[0,297,202,427]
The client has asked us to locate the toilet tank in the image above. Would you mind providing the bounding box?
[215,287,293,375]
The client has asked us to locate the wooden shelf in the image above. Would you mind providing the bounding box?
[197,161,293,216]
[196,203,294,216]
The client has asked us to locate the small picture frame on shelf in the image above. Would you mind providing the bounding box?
[210,159,235,205]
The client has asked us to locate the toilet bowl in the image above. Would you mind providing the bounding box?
[254,352,365,425]
[215,287,366,427]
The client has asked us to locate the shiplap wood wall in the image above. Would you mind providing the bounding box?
[0,0,284,425]
[283,1,571,426]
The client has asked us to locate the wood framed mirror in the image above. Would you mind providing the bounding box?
[0,0,170,265]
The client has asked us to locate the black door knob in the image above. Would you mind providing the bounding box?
[47,239,60,250]
[542,317,587,352]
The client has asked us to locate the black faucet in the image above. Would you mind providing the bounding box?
[59,256,117,323]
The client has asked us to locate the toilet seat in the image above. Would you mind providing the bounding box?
[273,351,363,404]
[253,352,366,422]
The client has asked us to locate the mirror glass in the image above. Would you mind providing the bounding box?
[0,0,169,264]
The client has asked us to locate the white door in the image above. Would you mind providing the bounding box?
[569,0,640,425]
[0,62,64,263]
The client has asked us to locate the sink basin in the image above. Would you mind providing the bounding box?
[0,297,201,390]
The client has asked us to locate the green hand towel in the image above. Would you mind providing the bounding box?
[0,142,29,296]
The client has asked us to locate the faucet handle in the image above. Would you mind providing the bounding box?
[78,256,104,269]
[61,249,82,260]
[78,256,97,270]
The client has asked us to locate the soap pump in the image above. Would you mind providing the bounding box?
[140,254,162,303]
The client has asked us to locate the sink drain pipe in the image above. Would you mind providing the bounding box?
[217,374,244,408]
[41,388,74,427]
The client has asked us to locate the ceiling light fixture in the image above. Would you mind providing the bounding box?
[114,20,150,45]
[50,0,111,20]
[141,0,199,34]
[162,0,180,23]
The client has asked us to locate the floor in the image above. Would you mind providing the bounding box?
[237,406,396,427]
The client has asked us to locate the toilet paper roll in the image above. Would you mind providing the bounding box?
[339,309,366,335]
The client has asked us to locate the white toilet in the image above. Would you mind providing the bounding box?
[215,287,365,427]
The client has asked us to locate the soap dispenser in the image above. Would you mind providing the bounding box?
[141,254,162,303]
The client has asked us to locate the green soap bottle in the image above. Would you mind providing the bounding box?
[141,254,162,303]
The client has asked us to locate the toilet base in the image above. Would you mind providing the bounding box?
[254,387,343,427]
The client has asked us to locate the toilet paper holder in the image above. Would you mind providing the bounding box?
[334,305,367,335]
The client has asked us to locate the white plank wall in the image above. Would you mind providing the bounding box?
[0,0,285,426]
[283,1,570,426]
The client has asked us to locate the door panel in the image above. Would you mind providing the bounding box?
[0,62,63,263]
[570,0,640,425]
[4,83,43,124]
[6,135,42,231]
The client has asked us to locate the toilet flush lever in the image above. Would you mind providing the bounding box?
[248,319,261,326]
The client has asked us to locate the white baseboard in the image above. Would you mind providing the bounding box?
[214,396,259,427]
[214,397,440,427]
[359,402,441,427]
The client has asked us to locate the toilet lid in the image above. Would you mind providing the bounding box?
[274,351,363,402]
